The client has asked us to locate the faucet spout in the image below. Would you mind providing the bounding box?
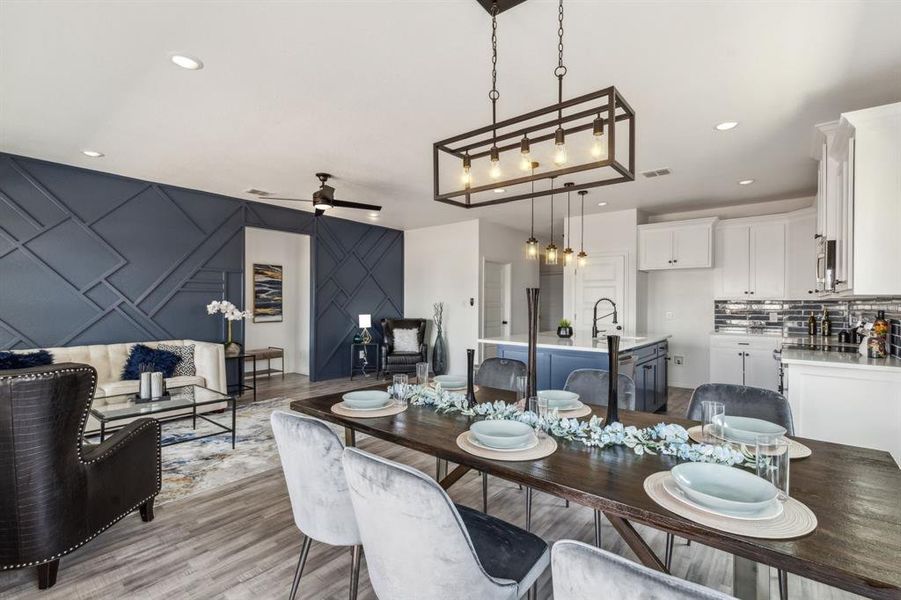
[592,297,620,339]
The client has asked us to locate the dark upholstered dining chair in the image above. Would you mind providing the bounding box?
[380,318,428,377]
[563,369,637,410]
[0,363,161,590]
[475,357,527,391]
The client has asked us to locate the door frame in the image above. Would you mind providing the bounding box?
[480,259,512,361]
[567,252,628,333]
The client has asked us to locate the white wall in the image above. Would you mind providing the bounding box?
[478,221,541,336]
[404,219,480,376]
[244,227,311,375]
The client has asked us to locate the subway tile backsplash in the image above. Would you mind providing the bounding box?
[714,297,901,358]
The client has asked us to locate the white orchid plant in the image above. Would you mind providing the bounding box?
[206,300,252,345]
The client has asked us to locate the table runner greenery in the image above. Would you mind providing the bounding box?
[400,384,753,466]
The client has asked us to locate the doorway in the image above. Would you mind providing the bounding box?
[482,260,511,360]
[571,254,626,334]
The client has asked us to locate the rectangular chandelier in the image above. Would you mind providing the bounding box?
[432,86,636,209]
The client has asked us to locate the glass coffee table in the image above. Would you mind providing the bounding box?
[90,385,237,448]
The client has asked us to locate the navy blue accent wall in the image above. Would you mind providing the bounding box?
[0,153,403,380]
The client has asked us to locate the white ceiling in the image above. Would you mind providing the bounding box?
[2,1,900,237]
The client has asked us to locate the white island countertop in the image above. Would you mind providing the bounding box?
[781,348,901,372]
[478,332,671,354]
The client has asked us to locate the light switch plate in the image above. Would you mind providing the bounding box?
[665,311,674,320]
[673,355,684,365]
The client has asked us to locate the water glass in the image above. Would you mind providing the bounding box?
[392,374,409,406]
[756,435,790,501]
[701,400,725,441]
[528,395,549,439]
[415,362,429,386]
[514,375,528,407]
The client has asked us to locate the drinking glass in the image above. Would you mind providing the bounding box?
[701,400,725,441]
[514,375,528,408]
[415,362,429,386]
[756,435,790,501]
[528,395,549,439]
[392,374,409,406]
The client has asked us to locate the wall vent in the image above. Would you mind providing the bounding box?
[641,168,671,178]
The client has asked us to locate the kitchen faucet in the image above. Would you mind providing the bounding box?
[592,297,621,338]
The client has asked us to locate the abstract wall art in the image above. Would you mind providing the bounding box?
[253,263,283,322]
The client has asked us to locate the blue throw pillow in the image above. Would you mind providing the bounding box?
[121,344,182,380]
[0,350,54,370]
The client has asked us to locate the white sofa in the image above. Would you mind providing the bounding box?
[14,339,227,434]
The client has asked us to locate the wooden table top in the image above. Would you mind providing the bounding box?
[290,384,901,599]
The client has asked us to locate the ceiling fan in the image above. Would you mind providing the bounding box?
[255,173,382,217]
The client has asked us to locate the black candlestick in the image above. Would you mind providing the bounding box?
[466,348,477,409]
[526,288,540,398]
[603,334,620,427]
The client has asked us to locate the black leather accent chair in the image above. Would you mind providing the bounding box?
[0,363,161,590]
[380,318,428,377]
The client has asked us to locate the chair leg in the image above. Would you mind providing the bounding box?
[664,533,675,570]
[289,536,313,600]
[778,569,788,600]
[36,559,59,590]
[525,487,533,532]
[139,497,155,522]
[564,499,569,508]
[482,471,489,513]
[349,545,362,600]
[527,583,537,600]
[593,510,603,547]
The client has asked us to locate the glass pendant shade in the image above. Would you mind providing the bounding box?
[546,243,558,265]
[553,127,567,166]
[591,116,606,159]
[564,248,574,266]
[526,237,539,259]
[577,250,588,268]
[489,145,501,179]
[461,153,472,187]
[519,136,532,171]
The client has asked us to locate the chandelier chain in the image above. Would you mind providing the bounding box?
[557,0,565,71]
[489,1,499,141]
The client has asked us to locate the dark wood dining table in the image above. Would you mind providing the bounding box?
[290,384,901,600]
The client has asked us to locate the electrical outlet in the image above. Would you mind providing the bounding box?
[769,312,778,322]
[673,355,684,365]
[665,311,674,320]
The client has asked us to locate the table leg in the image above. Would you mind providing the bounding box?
[99,421,105,443]
[435,458,448,481]
[733,556,771,600]
[231,397,237,449]
[345,428,356,447]
[603,514,668,574]
[193,402,197,430]
[252,359,257,402]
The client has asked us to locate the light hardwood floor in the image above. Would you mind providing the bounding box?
[0,374,860,599]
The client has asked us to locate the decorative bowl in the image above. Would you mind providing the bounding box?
[713,415,787,445]
[433,375,466,390]
[469,420,536,449]
[538,389,580,409]
[342,390,392,410]
[670,463,778,516]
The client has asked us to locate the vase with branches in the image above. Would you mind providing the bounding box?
[432,302,447,375]
[207,300,252,357]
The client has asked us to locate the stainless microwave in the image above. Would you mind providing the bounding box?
[816,236,836,292]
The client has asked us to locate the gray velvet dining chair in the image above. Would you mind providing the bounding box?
[270,410,362,600]
[342,447,550,600]
[552,540,735,600]
[473,357,528,513]
[669,383,795,599]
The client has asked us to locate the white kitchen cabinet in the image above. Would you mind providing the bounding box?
[709,346,745,385]
[709,335,781,391]
[638,217,717,271]
[743,348,779,391]
[716,219,785,299]
[786,209,817,299]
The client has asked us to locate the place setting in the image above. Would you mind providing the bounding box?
[456,395,558,461]
[687,400,812,460]
[537,389,592,418]
[330,374,412,418]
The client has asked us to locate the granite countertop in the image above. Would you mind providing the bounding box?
[781,348,901,372]
[477,332,671,354]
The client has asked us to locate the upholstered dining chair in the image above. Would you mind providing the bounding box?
[380,318,428,378]
[552,540,735,600]
[669,383,795,599]
[270,410,362,600]
[0,363,161,590]
[342,447,550,600]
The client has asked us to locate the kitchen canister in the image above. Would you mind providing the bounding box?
[151,372,165,398]
[139,372,153,400]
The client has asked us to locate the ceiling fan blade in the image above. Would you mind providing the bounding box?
[258,197,313,202]
[330,199,382,211]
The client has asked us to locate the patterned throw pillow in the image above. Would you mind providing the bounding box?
[121,344,182,380]
[158,344,196,377]
[393,328,420,353]
[0,350,53,370]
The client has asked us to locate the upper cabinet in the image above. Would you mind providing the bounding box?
[813,102,901,296]
[638,217,717,271]
[716,219,786,299]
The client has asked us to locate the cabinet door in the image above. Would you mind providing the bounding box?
[709,346,744,385]
[743,349,779,391]
[634,360,654,412]
[787,214,817,299]
[719,226,750,297]
[654,353,668,411]
[672,223,712,268]
[639,228,673,270]
[749,222,786,299]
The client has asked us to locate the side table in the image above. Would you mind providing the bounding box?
[350,343,380,380]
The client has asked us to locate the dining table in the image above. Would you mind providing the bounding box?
[290,384,901,600]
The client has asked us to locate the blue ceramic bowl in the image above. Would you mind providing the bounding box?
[469,420,535,449]
[342,390,392,410]
[671,463,778,516]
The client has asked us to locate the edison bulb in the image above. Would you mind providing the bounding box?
[490,158,502,179]
[520,154,532,171]
[591,136,607,159]
[527,241,538,259]
[554,143,567,166]
[564,250,574,266]
[577,252,587,268]
[461,167,472,187]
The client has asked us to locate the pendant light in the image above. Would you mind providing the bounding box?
[488,2,502,180]
[577,190,589,268]
[525,161,540,259]
[546,177,558,265]
[552,0,567,166]
[591,113,607,159]
[563,182,574,266]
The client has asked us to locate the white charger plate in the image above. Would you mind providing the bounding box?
[466,431,540,453]
[339,399,394,411]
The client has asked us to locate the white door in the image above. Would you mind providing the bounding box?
[672,223,712,268]
[709,346,744,385]
[639,228,673,270]
[483,261,510,338]
[539,272,564,331]
[743,348,779,391]
[750,222,786,299]
[719,226,750,298]
[572,255,625,334]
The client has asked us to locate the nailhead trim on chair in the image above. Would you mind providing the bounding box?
[0,365,163,571]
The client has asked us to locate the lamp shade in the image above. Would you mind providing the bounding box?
[358,314,372,329]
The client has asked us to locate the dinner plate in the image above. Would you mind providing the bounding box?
[556,400,586,413]
[470,420,536,449]
[433,375,467,390]
[713,415,787,445]
[466,431,540,453]
[661,475,783,521]
[671,463,778,516]
[341,390,392,410]
[537,389,581,410]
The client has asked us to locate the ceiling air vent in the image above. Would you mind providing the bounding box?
[245,188,270,196]
[641,168,671,178]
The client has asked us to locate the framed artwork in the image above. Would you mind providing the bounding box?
[253,263,283,323]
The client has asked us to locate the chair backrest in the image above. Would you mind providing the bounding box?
[270,410,360,546]
[342,447,519,600]
[552,540,735,600]
[381,319,427,352]
[475,357,527,391]
[563,369,636,410]
[686,384,794,435]
[0,363,95,567]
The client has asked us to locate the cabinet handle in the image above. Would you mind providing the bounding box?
[667,259,672,264]
[808,290,813,294]
[673,259,678,263]
[749,291,755,295]
[738,352,743,356]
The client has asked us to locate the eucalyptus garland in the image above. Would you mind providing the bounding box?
[397,383,752,467]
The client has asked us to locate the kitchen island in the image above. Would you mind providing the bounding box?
[478,332,671,413]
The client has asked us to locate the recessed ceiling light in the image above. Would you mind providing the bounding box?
[170,54,204,70]
[597,202,608,207]
[738,179,755,185]
[82,150,104,158]
[369,212,380,218]
[493,188,505,194]
[715,121,739,131]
